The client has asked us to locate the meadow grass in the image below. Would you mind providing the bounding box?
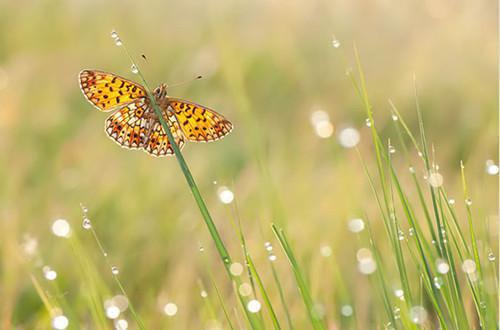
[3,2,497,329]
[23,39,496,329]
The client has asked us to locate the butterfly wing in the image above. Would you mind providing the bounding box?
[168,98,233,142]
[104,99,151,149]
[143,114,186,157]
[79,70,147,112]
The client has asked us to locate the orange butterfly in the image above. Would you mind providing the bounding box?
[78,70,233,157]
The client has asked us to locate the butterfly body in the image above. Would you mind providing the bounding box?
[79,70,233,157]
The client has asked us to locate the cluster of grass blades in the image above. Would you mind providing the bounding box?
[26,35,496,329]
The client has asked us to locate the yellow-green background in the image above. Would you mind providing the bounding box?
[1,0,497,328]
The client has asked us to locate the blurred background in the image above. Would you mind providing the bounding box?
[1,0,497,328]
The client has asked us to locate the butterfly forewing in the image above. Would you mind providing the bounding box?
[169,98,233,142]
[79,70,147,111]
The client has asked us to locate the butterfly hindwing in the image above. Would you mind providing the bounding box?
[143,114,186,157]
[79,70,147,112]
[104,99,150,149]
[168,98,233,142]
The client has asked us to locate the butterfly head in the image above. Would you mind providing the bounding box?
[153,83,168,100]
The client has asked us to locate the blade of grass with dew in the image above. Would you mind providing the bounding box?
[113,32,261,328]
[272,224,326,330]
[245,254,281,329]
[226,197,280,329]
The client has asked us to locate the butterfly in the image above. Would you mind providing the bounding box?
[78,70,233,157]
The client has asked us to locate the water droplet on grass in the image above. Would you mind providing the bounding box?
[465,198,472,206]
[218,186,234,204]
[448,198,455,205]
[427,172,443,187]
[409,166,415,173]
[488,251,496,262]
[114,38,123,46]
[320,244,332,257]
[391,114,398,121]
[409,306,427,324]
[105,305,120,319]
[388,145,396,154]
[486,160,499,175]
[82,218,92,229]
[163,302,178,316]
[247,299,261,313]
[332,38,341,48]
[130,65,138,74]
[462,259,476,274]
[52,219,71,238]
[115,319,128,330]
[434,276,444,289]
[43,266,57,281]
[268,254,277,261]
[338,127,360,148]
[365,118,372,127]
[111,266,119,275]
[52,315,69,329]
[229,262,244,276]
[348,218,365,233]
[340,305,353,317]
[436,259,450,274]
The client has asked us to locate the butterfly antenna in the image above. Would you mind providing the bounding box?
[167,75,203,89]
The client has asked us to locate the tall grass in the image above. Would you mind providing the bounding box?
[22,38,496,329]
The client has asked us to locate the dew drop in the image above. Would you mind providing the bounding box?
[43,266,58,281]
[264,242,273,251]
[448,198,455,205]
[397,230,405,241]
[348,218,365,233]
[217,186,234,204]
[52,219,71,238]
[130,64,138,74]
[332,38,341,48]
[268,254,277,261]
[82,218,92,230]
[338,127,360,148]
[247,299,261,313]
[436,259,450,274]
[388,145,396,154]
[408,228,415,236]
[465,198,472,206]
[223,257,230,264]
[199,246,205,252]
[111,266,119,275]
[394,289,404,300]
[365,118,372,127]
[200,290,208,298]
[114,38,123,46]
[433,276,444,289]
[391,114,398,121]
[418,151,423,157]
[393,306,400,319]
[229,262,244,276]
[115,319,128,330]
[488,251,496,262]
[111,30,119,39]
[105,305,120,319]
[427,172,443,187]
[409,306,428,324]
[52,315,69,329]
[462,259,476,274]
[163,302,178,316]
[408,166,416,173]
[341,305,353,317]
